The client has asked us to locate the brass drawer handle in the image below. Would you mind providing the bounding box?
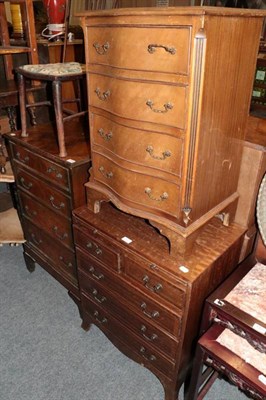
[93,42,110,55]
[95,87,111,101]
[30,233,42,245]
[46,166,63,179]
[147,44,176,55]
[49,196,65,210]
[24,205,37,218]
[140,325,158,342]
[19,177,33,190]
[95,247,102,255]
[99,166,113,179]
[52,226,68,241]
[146,100,173,114]
[89,265,104,280]
[86,241,103,256]
[145,187,168,202]
[140,302,159,319]
[140,346,157,362]
[146,145,171,160]
[93,310,107,324]
[98,128,113,141]
[92,288,106,304]
[59,256,73,269]
[16,152,29,164]
[142,275,163,293]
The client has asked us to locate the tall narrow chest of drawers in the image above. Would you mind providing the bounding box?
[78,7,265,256]
[4,122,91,304]
[73,203,246,400]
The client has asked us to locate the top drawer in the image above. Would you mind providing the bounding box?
[87,26,191,77]
[10,143,70,190]
[123,254,186,311]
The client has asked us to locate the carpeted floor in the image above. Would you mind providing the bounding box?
[0,244,248,400]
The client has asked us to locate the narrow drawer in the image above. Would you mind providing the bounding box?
[92,152,181,219]
[79,269,178,360]
[10,142,70,190]
[77,247,110,279]
[74,227,121,271]
[89,74,187,130]
[23,220,77,284]
[19,192,73,248]
[123,254,186,311]
[16,167,71,217]
[87,26,191,77]
[92,113,184,179]
[83,297,176,377]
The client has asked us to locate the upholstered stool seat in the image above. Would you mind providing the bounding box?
[17,62,87,157]
[19,62,85,77]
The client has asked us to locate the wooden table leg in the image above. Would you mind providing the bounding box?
[52,80,67,158]
[17,73,28,137]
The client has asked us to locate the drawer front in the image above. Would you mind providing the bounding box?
[87,26,191,77]
[92,113,184,178]
[92,152,181,218]
[74,227,121,271]
[16,167,71,217]
[77,247,111,279]
[89,74,187,130]
[123,254,186,310]
[19,192,73,248]
[11,143,70,189]
[82,297,176,376]
[23,220,77,283]
[79,269,178,360]
[76,249,181,336]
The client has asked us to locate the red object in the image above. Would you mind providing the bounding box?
[42,0,66,34]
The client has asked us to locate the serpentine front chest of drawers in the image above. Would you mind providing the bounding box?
[73,203,246,400]
[4,122,91,305]
[78,7,265,256]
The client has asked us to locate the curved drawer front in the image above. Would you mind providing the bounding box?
[11,143,69,190]
[16,167,71,217]
[20,192,72,248]
[23,220,77,284]
[88,26,191,76]
[89,74,187,129]
[93,153,181,218]
[92,113,183,178]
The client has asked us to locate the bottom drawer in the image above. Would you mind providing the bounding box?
[23,219,77,284]
[83,295,176,377]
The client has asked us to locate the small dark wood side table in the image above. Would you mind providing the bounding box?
[187,248,266,400]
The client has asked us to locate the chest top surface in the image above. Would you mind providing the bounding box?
[73,203,246,284]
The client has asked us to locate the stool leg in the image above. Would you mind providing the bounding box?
[17,73,28,137]
[26,91,37,126]
[75,78,83,112]
[52,80,67,158]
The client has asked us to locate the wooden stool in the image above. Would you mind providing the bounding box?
[17,62,87,157]
[187,256,266,400]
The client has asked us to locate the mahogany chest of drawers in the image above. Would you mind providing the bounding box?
[73,203,247,400]
[78,7,265,257]
[4,122,91,303]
